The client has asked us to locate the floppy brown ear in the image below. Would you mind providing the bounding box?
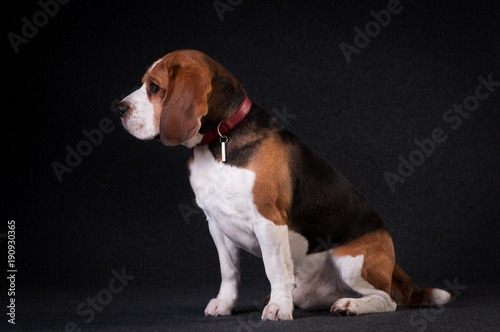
[160,65,212,146]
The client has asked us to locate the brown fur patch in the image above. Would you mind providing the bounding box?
[391,263,421,305]
[249,135,292,226]
[332,230,395,295]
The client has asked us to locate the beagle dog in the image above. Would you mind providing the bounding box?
[116,49,451,320]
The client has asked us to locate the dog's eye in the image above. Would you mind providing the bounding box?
[149,82,160,95]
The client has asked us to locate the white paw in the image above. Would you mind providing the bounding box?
[331,298,359,316]
[261,302,293,321]
[204,298,235,317]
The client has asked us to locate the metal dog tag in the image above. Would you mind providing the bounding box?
[220,136,228,162]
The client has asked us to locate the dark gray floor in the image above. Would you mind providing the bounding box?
[9,283,500,331]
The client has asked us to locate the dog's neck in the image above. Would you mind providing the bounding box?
[198,54,247,135]
[198,96,252,145]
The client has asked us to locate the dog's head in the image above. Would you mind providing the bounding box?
[116,50,246,147]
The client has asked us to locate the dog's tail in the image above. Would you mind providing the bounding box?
[391,264,451,307]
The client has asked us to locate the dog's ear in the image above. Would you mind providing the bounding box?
[159,64,212,146]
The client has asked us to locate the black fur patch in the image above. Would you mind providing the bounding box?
[285,138,387,254]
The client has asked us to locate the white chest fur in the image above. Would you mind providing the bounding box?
[189,146,262,256]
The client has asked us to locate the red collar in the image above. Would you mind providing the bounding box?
[198,96,252,145]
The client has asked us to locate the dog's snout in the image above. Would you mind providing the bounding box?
[116,101,130,117]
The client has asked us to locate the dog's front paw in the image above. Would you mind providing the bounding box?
[261,302,293,321]
[204,298,235,317]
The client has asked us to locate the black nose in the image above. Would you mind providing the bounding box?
[115,102,129,117]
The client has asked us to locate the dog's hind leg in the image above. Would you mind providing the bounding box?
[330,230,397,315]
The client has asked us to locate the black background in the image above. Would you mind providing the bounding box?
[4,0,500,330]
